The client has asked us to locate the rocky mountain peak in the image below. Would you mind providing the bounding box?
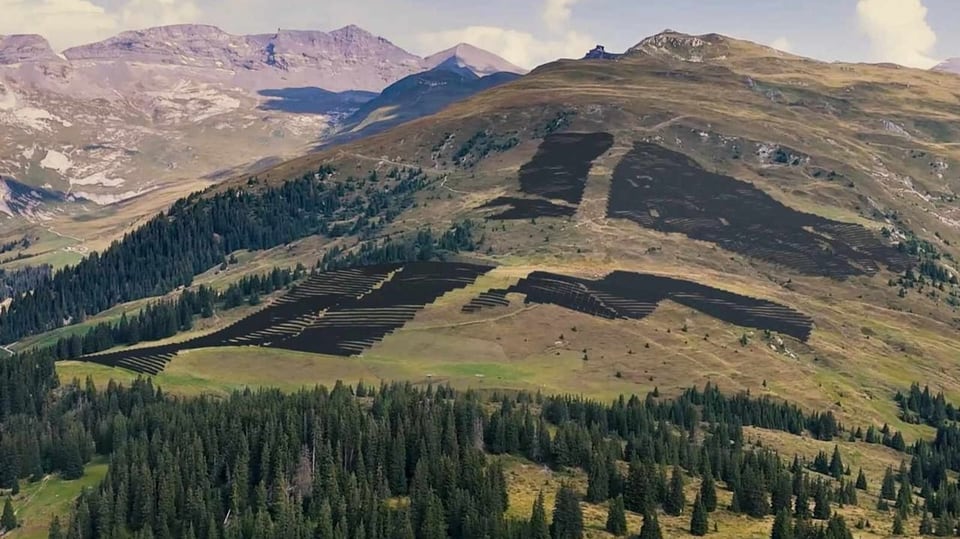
[935,58,960,75]
[62,24,250,65]
[0,35,60,65]
[424,43,526,76]
[627,29,733,63]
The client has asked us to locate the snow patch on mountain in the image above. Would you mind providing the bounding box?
[40,149,72,173]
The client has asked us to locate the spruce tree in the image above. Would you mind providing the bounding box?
[605,495,627,536]
[828,446,844,480]
[550,485,583,539]
[48,515,64,539]
[891,512,904,536]
[624,459,649,513]
[935,513,954,537]
[880,467,896,500]
[813,486,831,520]
[919,512,934,535]
[700,473,717,512]
[690,493,708,536]
[586,455,610,503]
[664,467,686,516]
[638,510,663,539]
[1,498,16,532]
[530,491,550,539]
[770,509,794,539]
[770,473,793,514]
[855,468,867,491]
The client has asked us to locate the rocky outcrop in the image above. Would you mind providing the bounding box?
[583,45,620,60]
[0,35,61,65]
[63,24,425,92]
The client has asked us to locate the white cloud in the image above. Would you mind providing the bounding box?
[118,0,202,33]
[0,0,200,51]
[418,26,593,69]
[417,0,593,69]
[856,0,939,68]
[542,0,580,32]
[770,36,792,53]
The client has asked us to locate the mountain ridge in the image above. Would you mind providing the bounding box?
[935,57,960,74]
[0,23,523,241]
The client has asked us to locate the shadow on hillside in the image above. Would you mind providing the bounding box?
[257,87,377,115]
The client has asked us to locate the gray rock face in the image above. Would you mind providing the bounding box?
[64,24,425,92]
[0,24,526,218]
[0,35,61,65]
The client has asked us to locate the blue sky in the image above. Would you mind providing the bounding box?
[1,0,957,68]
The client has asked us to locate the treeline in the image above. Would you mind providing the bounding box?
[0,264,52,301]
[0,165,429,344]
[0,344,876,539]
[318,220,480,271]
[52,265,307,360]
[897,382,957,426]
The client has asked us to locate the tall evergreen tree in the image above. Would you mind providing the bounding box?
[828,446,844,480]
[813,485,831,520]
[624,459,650,513]
[550,485,583,539]
[586,455,610,503]
[48,515,64,539]
[880,467,897,500]
[1,498,16,532]
[770,509,794,539]
[605,495,627,536]
[700,472,717,513]
[690,493,708,536]
[892,512,904,536]
[638,510,663,539]
[530,491,550,539]
[855,468,867,491]
[664,467,686,516]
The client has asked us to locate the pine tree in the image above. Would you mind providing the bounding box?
[935,513,954,537]
[690,493,708,536]
[605,495,627,536]
[919,512,934,535]
[738,466,770,518]
[530,491,550,539]
[771,509,794,539]
[880,467,897,500]
[419,492,446,539]
[1,498,16,532]
[813,485,831,520]
[855,468,867,491]
[550,485,583,539]
[700,472,717,513]
[48,515,64,539]
[638,510,663,539]
[891,512,904,536]
[664,467,686,516]
[624,459,650,513]
[828,446,844,480]
[586,455,610,503]
[770,473,793,514]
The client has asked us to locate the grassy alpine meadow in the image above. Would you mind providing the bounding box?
[4,460,109,539]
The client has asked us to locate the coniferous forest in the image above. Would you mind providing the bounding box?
[14,349,960,538]
[0,166,428,344]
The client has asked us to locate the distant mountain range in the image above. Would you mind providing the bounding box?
[935,58,960,75]
[0,25,525,219]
